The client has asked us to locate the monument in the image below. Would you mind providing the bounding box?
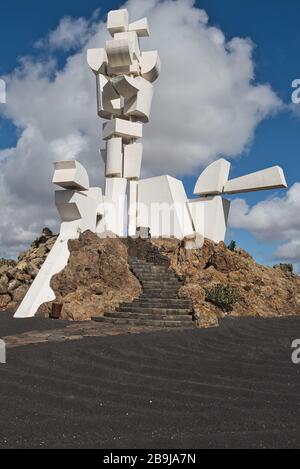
[15,8,287,319]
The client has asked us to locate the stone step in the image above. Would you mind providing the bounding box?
[105,312,193,321]
[136,274,177,280]
[129,303,192,310]
[142,281,181,287]
[131,267,171,274]
[131,265,171,270]
[117,306,193,315]
[129,258,169,265]
[133,267,175,273]
[127,299,193,308]
[92,316,194,328]
[135,296,192,302]
[140,291,180,298]
[130,262,170,269]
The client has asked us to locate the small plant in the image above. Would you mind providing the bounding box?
[273,263,293,274]
[205,284,240,312]
[227,240,236,252]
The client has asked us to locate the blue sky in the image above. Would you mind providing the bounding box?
[0,0,299,268]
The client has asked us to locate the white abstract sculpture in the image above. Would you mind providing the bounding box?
[14,8,288,319]
[87,8,160,236]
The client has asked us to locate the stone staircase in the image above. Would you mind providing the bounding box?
[93,252,195,328]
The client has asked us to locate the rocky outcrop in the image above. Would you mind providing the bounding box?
[0,230,299,328]
[0,228,56,312]
[37,231,141,321]
[151,238,300,327]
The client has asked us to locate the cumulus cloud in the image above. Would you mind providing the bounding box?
[0,0,282,256]
[35,11,100,51]
[229,183,300,262]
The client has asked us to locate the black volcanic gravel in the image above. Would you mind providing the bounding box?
[0,316,300,448]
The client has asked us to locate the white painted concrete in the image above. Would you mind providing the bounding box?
[223,166,287,194]
[123,143,143,180]
[107,9,129,36]
[114,31,141,60]
[138,175,194,239]
[106,137,123,177]
[101,177,127,236]
[190,196,231,244]
[52,160,90,191]
[102,118,143,141]
[140,51,161,83]
[87,48,108,74]
[129,18,150,37]
[14,237,70,318]
[194,158,231,196]
[128,180,138,236]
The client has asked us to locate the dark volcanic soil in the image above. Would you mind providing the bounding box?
[1,316,300,449]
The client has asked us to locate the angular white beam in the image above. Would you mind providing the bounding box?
[194,158,231,196]
[14,237,70,318]
[52,160,90,191]
[223,166,287,195]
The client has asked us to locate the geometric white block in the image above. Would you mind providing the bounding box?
[87,48,108,74]
[106,60,140,77]
[96,74,122,119]
[52,160,90,191]
[223,166,288,194]
[114,31,141,60]
[123,143,143,179]
[194,158,231,196]
[137,175,194,239]
[106,137,123,177]
[187,199,205,236]
[107,9,129,36]
[112,75,140,99]
[102,118,143,141]
[106,39,134,68]
[129,18,150,37]
[140,51,161,83]
[124,78,153,123]
[189,195,231,244]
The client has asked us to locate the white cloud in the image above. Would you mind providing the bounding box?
[35,12,100,51]
[229,183,300,262]
[0,0,282,257]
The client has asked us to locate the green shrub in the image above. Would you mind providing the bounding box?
[227,240,236,252]
[205,284,240,312]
